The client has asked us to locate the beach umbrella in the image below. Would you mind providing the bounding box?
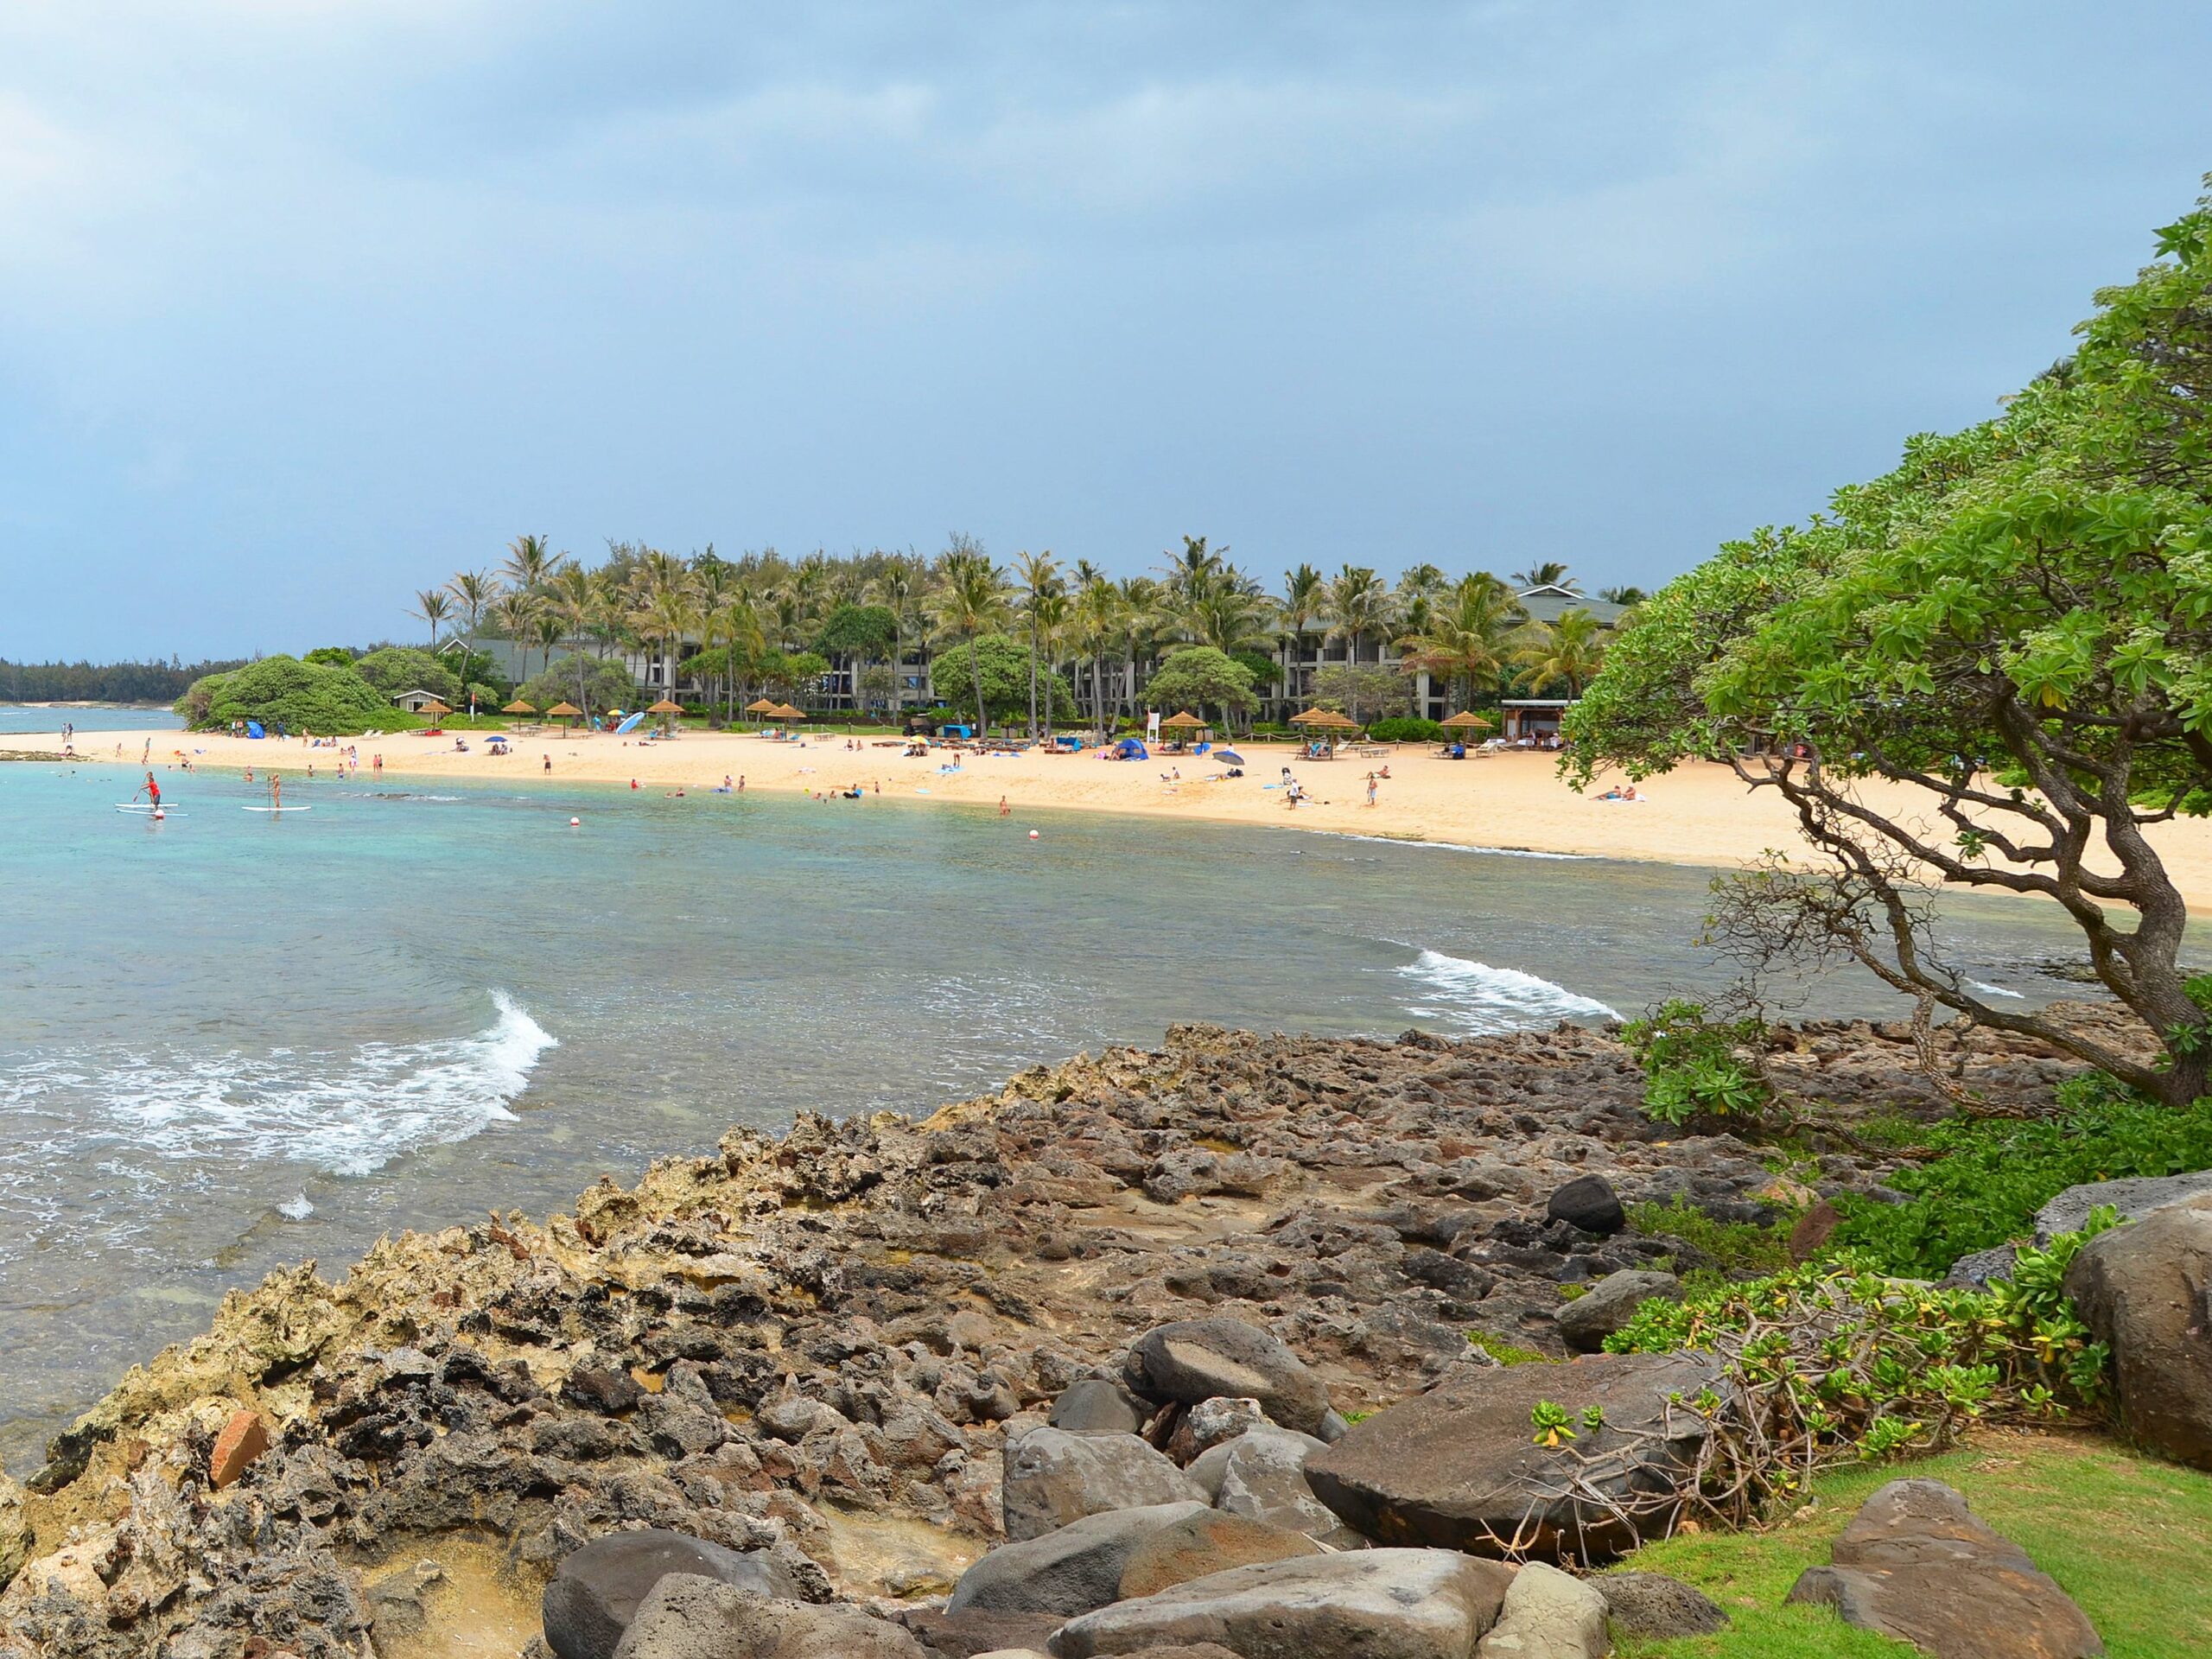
[745,698,779,714]
[1160,710,1206,729]
[546,700,582,731]
[776,703,808,721]
[1288,708,1335,725]
[1213,749,1246,766]
[1440,710,1492,731]
[647,699,683,715]
[502,699,536,715]
[419,699,452,722]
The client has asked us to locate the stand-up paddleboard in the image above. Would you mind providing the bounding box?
[116,804,185,817]
[243,804,312,813]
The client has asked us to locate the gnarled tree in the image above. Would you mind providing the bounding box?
[1567,182,2212,1107]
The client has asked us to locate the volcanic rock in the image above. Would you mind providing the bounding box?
[2063,1193,2212,1469]
[1594,1571,1729,1637]
[1116,1509,1322,1600]
[612,1573,925,1659]
[1304,1351,1721,1561]
[944,1502,1210,1618]
[1785,1478,2102,1658]
[1124,1318,1333,1435]
[1001,1427,1205,1541]
[1544,1175,1624,1236]
[1553,1270,1680,1354]
[1475,1560,1610,1657]
[544,1530,806,1659]
[1050,1548,1515,1659]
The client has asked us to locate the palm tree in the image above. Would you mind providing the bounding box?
[1072,575,1123,739]
[635,586,701,709]
[410,588,454,648]
[1514,607,1610,699]
[1597,584,1649,606]
[530,612,566,695]
[868,555,927,719]
[711,590,766,722]
[490,588,542,682]
[504,533,556,594]
[1277,563,1325,710]
[1398,573,1525,711]
[1512,561,1575,590]
[550,563,602,714]
[1324,565,1393,665]
[446,569,500,640]
[928,539,1010,736]
[1014,550,1064,739]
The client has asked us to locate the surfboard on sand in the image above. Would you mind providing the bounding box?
[242,804,312,813]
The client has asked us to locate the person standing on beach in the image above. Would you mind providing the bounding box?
[543,754,552,773]
[1365,772,1378,807]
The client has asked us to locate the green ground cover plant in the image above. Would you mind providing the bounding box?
[1610,1433,2212,1658]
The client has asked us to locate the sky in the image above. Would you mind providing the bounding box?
[1,3,2207,661]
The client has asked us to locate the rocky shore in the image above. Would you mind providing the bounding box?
[0,1015,2122,1657]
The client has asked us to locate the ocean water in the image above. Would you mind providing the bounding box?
[0,705,184,735]
[0,757,2101,1471]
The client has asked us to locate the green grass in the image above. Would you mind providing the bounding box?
[1609,1431,2212,1658]
[1625,1197,1797,1275]
[1465,1331,1548,1365]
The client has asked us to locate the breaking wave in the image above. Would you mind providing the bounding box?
[0,992,554,1179]
[1395,949,1620,1034]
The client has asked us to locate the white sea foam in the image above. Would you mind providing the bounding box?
[1396,949,1620,1033]
[1966,978,2026,1000]
[1309,831,1594,861]
[278,1193,315,1219]
[2,993,554,1179]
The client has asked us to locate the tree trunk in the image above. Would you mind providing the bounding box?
[1027,616,1039,740]
[971,628,988,738]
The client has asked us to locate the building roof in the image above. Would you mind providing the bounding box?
[1516,585,1626,626]
[1501,697,1574,708]
[391,688,444,703]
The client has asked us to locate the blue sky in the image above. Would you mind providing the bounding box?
[1,3,2206,660]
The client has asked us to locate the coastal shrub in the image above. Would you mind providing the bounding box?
[1831,1073,2212,1278]
[929,634,1071,725]
[1618,999,1774,1126]
[1604,1214,2119,1525]
[196,655,396,734]
[1624,1197,1796,1275]
[353,645,461,703]
[174,671,228,727]
[1466,1331,1548,1365]
[518,655,637,719]
[1142,646,1256,724]
[1368,717,1446,743]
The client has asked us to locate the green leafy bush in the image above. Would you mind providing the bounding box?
[518,655,638,718]
[1833,1073,2212,1277]
[191,655,396,734]
[1625,1197,1796,1274]
[1369,716,1446,743]
[1603,1213,2120,1523]
[353,645,461,702]
[1619,999,1774,1125]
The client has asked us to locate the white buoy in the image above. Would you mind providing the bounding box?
[153,809,166,821]
[1028,829,1039,839]
[569,817,582,826]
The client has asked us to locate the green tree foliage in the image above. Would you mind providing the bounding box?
[1313,663,1412,723]
[812,603,899,661]
[759,649,830,701]
[928,633,1067,725]
[1144,645,1257,725]
[1567,181,2212,1106]
[518,654,634,716]
[302,646,357,667]
[3,658,245,703]
[353,645,461,703]
[184,656,396,734]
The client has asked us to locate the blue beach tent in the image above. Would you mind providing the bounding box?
[245,721,265,739]
[1113,737,1148,760]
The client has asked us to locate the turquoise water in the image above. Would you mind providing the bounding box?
[0,756,2098,1470]
[0,705,183,735]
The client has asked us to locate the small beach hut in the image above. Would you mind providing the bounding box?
[1159,710,1208,747]
[545,700,582,733]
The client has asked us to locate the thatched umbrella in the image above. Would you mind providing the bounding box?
[745,697,779,715]
[647,697,683,735]
[502,699,536,716]
[546,700,582,732]
[1288,708,1336,726]
[1160,710,1206,730]
[1440,710,1493,731]
[419,699,452,728]
[775,703,808,721]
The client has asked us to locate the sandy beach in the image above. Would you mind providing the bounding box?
[23,723,2212,911]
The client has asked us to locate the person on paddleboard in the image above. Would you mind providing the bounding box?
[135,772,162,810]
[269,772,283,810]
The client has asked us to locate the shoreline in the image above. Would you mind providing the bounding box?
[17,725,2212,908]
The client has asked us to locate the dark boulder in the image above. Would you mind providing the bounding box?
[1553,1270,1680,1354]
[1001,1427,1205,1541]
[543,1530,803,1659]
[2063,1194,2212,1469]
[610,1574,925,1658]
[1596,1571,1730,1637]
[1051,1548,1514,1659]
[944,1501,1209,1617]
[2036,1171,2212,1243]
[1048,1377,1149,1435]
[1545,1174,1625,1236]
[1304,1351,1721,1561]
[1123,1318,1332,1435]
[1785,1478,2102,1658]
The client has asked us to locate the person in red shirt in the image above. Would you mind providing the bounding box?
[135,772,162,809]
